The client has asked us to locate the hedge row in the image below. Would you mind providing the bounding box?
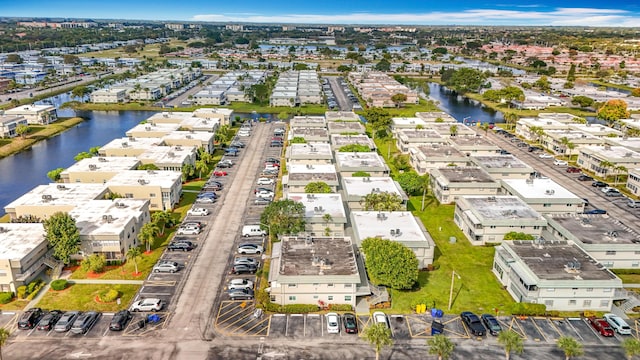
[0,292,13,304]
[511,302,547,316]
[263,303,320,313]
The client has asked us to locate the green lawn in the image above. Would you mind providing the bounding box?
[37,284,139,311]
[0,299,29,311]
[614,273,640,284]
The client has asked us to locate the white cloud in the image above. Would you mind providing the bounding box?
[191,7,640,26]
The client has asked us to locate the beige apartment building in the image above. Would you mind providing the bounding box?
[5,104,57,125]
[0,223,49,293]
[283,163,339,193]
[341,176,407,210]
[409,145,470,175]
[395,129,447,153]
[430,167,501,204]
[105,170,182,210]
[330,134,376,151]
[99,137,163,157]
[287,193,347,236]
[138,145,197,171]
[289,127,330,143]
[577,145,640,178]
[324,111,361,122]
[454,196,546,245]
[627,168,640,196]
[161,131,215,154]
[326,121,365,135]
[448,136,502,157]
[470,155,534,180]
[290,116,326,128]
[0,114,28,138]
[334,152,389,177]
[268,236,365,308]
[60,157,141,184]
[125,123,181,138]
[501,177,585,214]
[285,143,334,164]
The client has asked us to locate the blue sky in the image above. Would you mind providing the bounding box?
[4,1,640,26]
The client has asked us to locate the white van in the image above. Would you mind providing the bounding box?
[628,198,640,208]
[242,225,267,237]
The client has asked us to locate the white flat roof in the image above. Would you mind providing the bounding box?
[288,143,333,158]
[162,131,214,142]
[351,211,431,243]
[70,199,149,237]
[461,196,542,220]
[392,117,427,127]
[101,137,163,151]
[126,122,181,135]
[502,178,581,200]
[342,177,403,197]
[5,183,107,209]
[106,170,182,188]
[5,104,55,114]
[138,145,195,164]
[287,193,346,219]
[335,152,386,168]
[288,163,337,174]
[581,145,640,160]
[62,156,140,174]
[0,223,46,260]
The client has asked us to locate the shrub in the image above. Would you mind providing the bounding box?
[0,292,14,304]
[81,254,107,273]
[50,279,68,291]
[280,304,320,313]
[17,285,27,299]
[511,302,546,316]
[27,279,42,294]
[99,289,120,302]
[26,282,46,301]
[327,304,353,311]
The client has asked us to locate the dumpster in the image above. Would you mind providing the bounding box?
[431,320,444,335]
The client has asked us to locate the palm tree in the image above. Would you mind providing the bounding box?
[126,246,141,275]
[152,210,173,236]
[614,165,628,185]
[361,322,393,360]
[529,126,545,145]
[0,327,9,360]
[559,136,571,159]
[557,336,584,360]
[599,160,615,180]
[138,222,159,253]
[449,124,458,137]
[566,142,576,160]
[322,213,333,236]
[427,334,455,360]
[480,123,490,136]
[498,330,524,360]
[195,159,208,179]
[622,338,640,360]
[504,112,519,130]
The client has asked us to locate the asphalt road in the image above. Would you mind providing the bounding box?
[327,76,351,111]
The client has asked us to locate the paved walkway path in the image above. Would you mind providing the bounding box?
[68,279,144,285]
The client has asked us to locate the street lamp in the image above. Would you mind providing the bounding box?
[448,270,461,310]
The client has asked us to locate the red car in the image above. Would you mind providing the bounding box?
[589,317,614,337]
[212,170,228,177]
[566,167,581,173]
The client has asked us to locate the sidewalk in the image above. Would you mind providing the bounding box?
[68,279,144,285]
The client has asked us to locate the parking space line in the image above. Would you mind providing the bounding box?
[241,317,270,336]
[303,314,307,337]
[546,318,563,338]
[441,317,469,338]
[567,319,585,341]
[219,306,255,332]
[285,314,290,337]
[217,301,245,320]
[145,280,177,286]
[530,317,549,342]
[505,318,526,339]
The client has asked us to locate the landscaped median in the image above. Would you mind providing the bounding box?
[37,282,139,312]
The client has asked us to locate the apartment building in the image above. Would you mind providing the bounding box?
[326,121,365,135]
[289,127,330,143]
[334,152,389,177]
[0,223,49,293]
[415,112,458,123]
[137,145,197,171]
[350,211,435,268]
[285,143,334,165]
[283,163,339,193]
[90,88,127,103]
[493,240,622,311]
[125,122,181,138]
[409,145,470,175]
[447,136,502,157]
[99,137,163,157]
[454,196,546,245]
[391,117,429,131]
[5,104,57,125]
[105,170,182,210]
[287,193,347,235]
[341,176,407,210]
[501,177,585,214]
[325,111,361,122]
[60,156,140,184]
[394,128,447,153]
[577,145,640,178]
[0,114,28,138]
[430,167,501,204]
[348,72,418,108]
[470,155,534,180]
[330,134,376,151]
[627,168,640,196]
[541,130,603,156]
[161,131,215,154]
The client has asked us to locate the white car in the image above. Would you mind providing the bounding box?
[538,153,554,159]
[187,207,209,216]
[553,159,568,166]
[372,311,390,329]
[326,312,340,334]
[603,313,632,335]
[130,298,164,312]
[237,131,251,137]
[228,278,254,291]
[256,190,275,199]
[256,177,274,186]
[177,227,200,235]
[237,243,264,254]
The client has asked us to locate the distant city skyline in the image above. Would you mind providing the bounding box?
[4,1,640,27]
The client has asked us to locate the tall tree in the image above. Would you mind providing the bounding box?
[480,123,490,136]
[614,165,628,185]
[126,246,142,275]
[557,336,584,360]
[360,192,404,211]
[390,93,407,108]
[151,210,173,236]
[0,327,10,360]
[195,159,208,179]
[43,212,81,264]
[71,86,90,102]
[15,124,29,139]
[599,160,615,179]
[138,222,159,253]
[363,108,391,140]
[304,182,332,193]
[498,330,524,360]
[47,167,64,182]
[597,99,630,125]
[361,237,419,289]
[260,199,306,238]
[427,334,455,360]
[361,322,393,360]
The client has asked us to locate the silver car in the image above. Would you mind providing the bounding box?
[153,261,181,273]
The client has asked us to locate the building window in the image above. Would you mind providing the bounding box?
[345,296,352,301]
[545,300,554,306]
[125,193,133,198]
[150,193,156,197]
[287,284,297,288]
[543,203,551,207]
[603,288,612,292]
[633,262,640,268]
[327,283,334,287]
[606,250,616,255]
[568,300,577,305]
[583,300,591,307]
[0,270,6,277]
[328,296,333,301]
[313,295,318,299]
[586,288,593,292]
[600,300,609,307]
[344,284,352,288]
[547,288,555,292]
[288,296,296,301]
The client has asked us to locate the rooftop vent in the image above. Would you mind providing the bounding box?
[137,179,148,185]
[88,164,97,171]
[121,142,129,147]
[41,194,53,201]
[545,189,555,195]
[115,202,126,208]
[487,196,496,202]
[185,135,192,139]
[168,152,175,157]
[376,212,387,221]
[565,260,582,273]
[57,185,67,190]
[98,157,107,162]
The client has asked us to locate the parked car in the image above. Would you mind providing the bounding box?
[577,174,594,181]
[153,261,181,273]
[270,141,283,147]
[256,190,275,199]
[232,264,257,274]
[177,227,201,235]
[217,160,234,168]
[326,313,340,334]
[71,311,101,334]
[372,311,390,329]
[237,243,264,254]
[254,187,273,194]
[36,310,63,331]
[213,170,228,177]
[206,180,223,188]
[130,298,164,312]
[538,153,554,159]
[109,310,132,331]
[265,158,280,164]
[18,307,44,330]
[592,181,608,188]
[198,191,218,199]
[603,313,632,335]
[187,207,209,216]
[167,241,195,251]
[481,314,502,336]
[343,313,358,334]
[566,167,581,173]
[54,311,80,332]
[230,141,245,148]
[257,177,274,185]
[234,257,260,267]
[228,288,255,300]
[553,159,568,166]
[602,187,623,197]
[528,146,542,152]
[228,278,254,291]
[254,197,273,205]
[182,221,203,229]
[588,316,614,337]
[461,311,486,336]
[628,199,640,208]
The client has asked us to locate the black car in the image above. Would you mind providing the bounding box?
[481,314,502,336]
[36,310,63,331]
[206,180,223,187]
[18,307,44,330]
[71,311,101,334]
[461,311,486,336]
[270,141,283,148]
[230,141,246,148]
[109,310,132,331]
[343,313,358,334]
[232,264,257,274]
[265,158,280,164]
[578,174,594,181]
[168,241,195,251]
[592,181,608,188]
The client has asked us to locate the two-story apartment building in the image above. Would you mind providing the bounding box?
[0,114,28,138]
[330,134,376,151]
[5,104,57,125]
[99,137,163,157]
[285,143,334,165]
[341,177,407,210]
[334,152,389,177]
[289,127,330,143]
[447,136,502,157]
[0,223,49,293]
[454,196,546,245]
[430,167,501,204]
[60,156,141,184]
[470,155,534,180]
[326,121,365,135]
[105,170,182,210]
[627,168,640,196]
[162,131,215,154]
[577,145,640,178]
[394,129,446,153]
[325,111,361,122]
[282,163,339,194]
[287,193,347,236]
[493,240,622,311]
[409,145,470,175]
[501,177,585,214]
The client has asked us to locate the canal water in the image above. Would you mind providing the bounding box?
[427,83,505,125]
